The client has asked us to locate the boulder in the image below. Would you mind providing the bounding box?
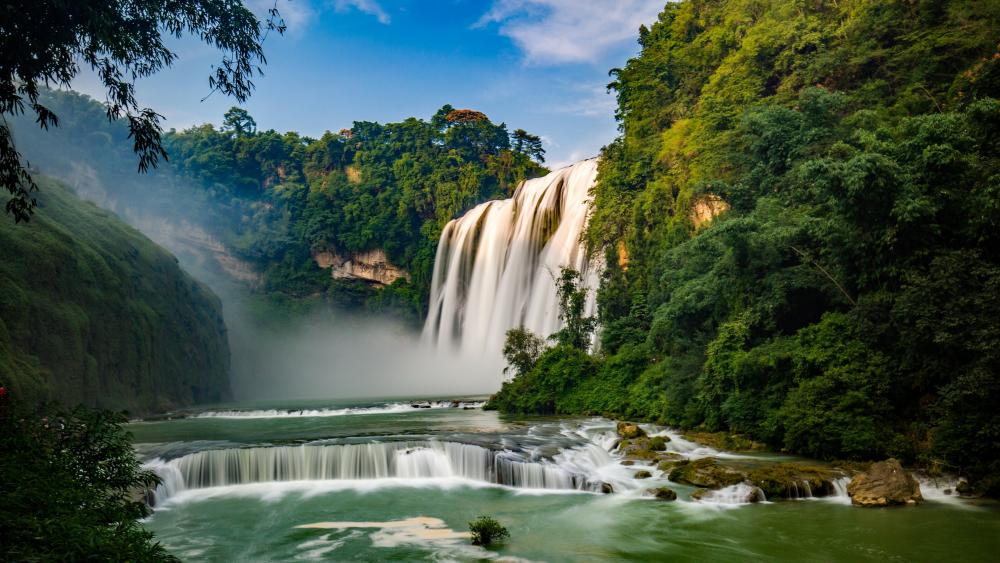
[648,436,669,451]
[621,460,635,466]
[668,458,746,489]
[648,487,677,501]
[618,438,658,460]
[617,421,647,440]
[599,482,614,494]
[634,470,653,479]
[847,459,923,507]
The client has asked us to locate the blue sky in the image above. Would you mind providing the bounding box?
[75,0,665,168]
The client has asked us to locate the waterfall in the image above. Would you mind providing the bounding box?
[146,440,612,504]
[422,159,600,356]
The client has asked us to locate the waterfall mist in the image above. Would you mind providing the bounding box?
[14,156,501,402]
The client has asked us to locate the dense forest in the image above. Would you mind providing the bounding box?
[0,177,230,413]
[489,0,1000,495]
[10,90,547,321]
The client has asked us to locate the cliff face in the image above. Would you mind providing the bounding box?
[0,178,231,414]
[313,248,409,286]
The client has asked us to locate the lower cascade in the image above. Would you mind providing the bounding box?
[422,159,600,356]
[146,440,615,504]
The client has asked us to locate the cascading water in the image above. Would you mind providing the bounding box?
[422,159,600,356]
[145,440,616,505]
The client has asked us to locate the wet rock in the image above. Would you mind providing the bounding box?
[621,460,635,466]
[634,470,653,479]
[668,458,746,489]
[618,438,658,460]
[690,488,709,501]
[599,482,614,494]
[747,463,841,499]
[649,436,669,451]
[648,487,677,501]
[617,421,647,440]
[657,457,686,472]
[847,459,923,507]
[682,431,765,452]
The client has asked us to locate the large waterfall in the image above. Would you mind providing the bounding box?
[422,159,600,356]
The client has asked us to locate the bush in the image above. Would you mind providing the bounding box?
[0,392,177,561]
[468,515,510,547]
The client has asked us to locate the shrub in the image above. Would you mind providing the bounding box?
[468,515,510,547]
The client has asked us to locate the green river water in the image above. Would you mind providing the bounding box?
[130,398,1000,562]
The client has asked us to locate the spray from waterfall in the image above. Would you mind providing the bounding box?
[422,159,601,358]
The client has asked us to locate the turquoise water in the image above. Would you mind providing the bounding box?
[132,399,1000,562]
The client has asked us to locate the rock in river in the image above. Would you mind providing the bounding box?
[847,459,923,507]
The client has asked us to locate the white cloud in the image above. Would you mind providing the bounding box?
[477,0,663,64]
[556,85,617,117]
[248,0,317,34]
[331,0,391,24]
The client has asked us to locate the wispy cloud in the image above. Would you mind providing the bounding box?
[332,0,391,24]
[556,85,617,117]
[248,0,317,35]
[476,0,663,64]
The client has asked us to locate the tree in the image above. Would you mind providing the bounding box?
[503,327,545,378]
[512,128,545,162]
[0,0,286,222]
[222,107,258,138]
[0,393,177,560]
[552,267,596,350]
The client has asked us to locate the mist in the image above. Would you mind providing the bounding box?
[11,102,504,402]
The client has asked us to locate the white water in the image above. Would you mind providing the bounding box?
[422,159,600,358]
[146,439,627,505]
[193,401,485,419]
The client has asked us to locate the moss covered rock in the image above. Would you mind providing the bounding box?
[668,458,746,489]
[648,487,677,501]
[635,470,653,479]
[617,421,646,439]
[748,463,842,499]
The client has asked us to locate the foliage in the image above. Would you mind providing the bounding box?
[468,515,510,547]
[0,393,177,561]
[8,91,548,321]
[0,176,230,412]
[502,327,545,378]
[550,267,597,350]
[0,0,284,221]
[495,0,1000,492]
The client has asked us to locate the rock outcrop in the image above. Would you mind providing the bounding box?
[313,248,409,286]
[748,463,843,499]
[847,459,923,507]
[668,458,747,489]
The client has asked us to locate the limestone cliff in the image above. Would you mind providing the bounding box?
[313,248,409,286]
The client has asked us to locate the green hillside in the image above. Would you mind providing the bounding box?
[0,178,230,413]
[490,0,1000,494]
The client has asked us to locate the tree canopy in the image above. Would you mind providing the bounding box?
[0,0,285,222]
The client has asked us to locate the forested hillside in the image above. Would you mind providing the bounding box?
[490,0,1000,494]
[0,178,230,413]
[10,90,546,320]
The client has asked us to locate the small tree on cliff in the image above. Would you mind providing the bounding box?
[551,267,596,350]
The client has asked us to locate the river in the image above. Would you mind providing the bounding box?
[130,397,1000,562]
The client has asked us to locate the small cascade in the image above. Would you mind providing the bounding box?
[145,440,613,505]
[697,483,767,505]
[422,159,600,357]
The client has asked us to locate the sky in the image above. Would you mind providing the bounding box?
[71,0,665,168]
